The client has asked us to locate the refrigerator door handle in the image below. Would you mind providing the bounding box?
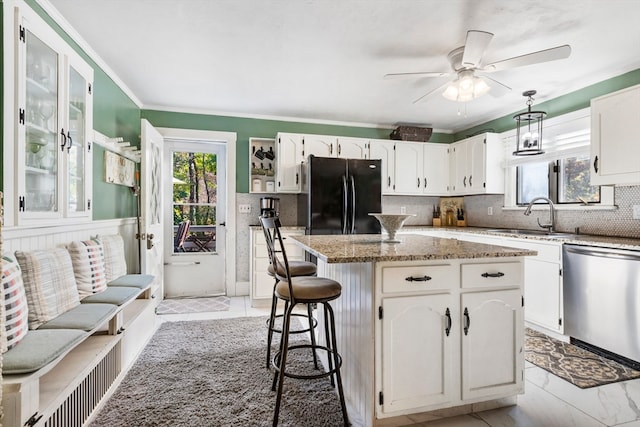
[342,175,349,234]
[350,175,356,234]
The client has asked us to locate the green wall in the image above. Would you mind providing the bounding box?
[454,68,640,140]
[142,109,452,193]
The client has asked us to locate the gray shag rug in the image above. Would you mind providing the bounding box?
[89,316,346,426]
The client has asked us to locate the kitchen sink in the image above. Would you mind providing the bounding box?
[484,229,578,239]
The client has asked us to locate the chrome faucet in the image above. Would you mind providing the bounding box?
[524,197,556,233]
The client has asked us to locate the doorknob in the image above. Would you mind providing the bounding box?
[147,233,154,250]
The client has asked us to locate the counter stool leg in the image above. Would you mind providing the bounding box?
[307,303,319,370]
[273,304,294,427]
[326,302,349,426]
[271,300,291,391]
[266,286,279,369]
[324,304,335,387]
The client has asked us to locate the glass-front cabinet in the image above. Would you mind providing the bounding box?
[16,7,93,223]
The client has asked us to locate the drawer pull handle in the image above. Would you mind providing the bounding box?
[445,308,452,337]
[463,307,470,335]
[481,272,505,278]
[405,275,432,282]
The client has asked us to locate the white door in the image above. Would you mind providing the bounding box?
[163,139,227,297]
[467,135,486,193]
[422,144,449,195]
[337,137,368,159]
[394,142,423,195]
[140,119,164,292]
[369,140,395,194]
[275,133,302,193]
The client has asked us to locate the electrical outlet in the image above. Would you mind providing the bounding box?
[487,207,493,216]
[238,204,251,213]
[400,206,406,214]
[633,205,640,220]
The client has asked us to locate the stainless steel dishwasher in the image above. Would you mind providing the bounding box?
[564,244,640,368]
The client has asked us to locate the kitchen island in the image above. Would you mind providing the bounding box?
[289,233,535,427]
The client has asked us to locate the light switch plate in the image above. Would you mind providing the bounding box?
[633,205,640,220]
[238,204,251,213]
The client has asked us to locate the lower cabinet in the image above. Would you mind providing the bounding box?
[250,227,305,306]
[376,259,524,417]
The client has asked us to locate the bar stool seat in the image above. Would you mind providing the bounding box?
[267,261,317,277]
[275,277,341,301]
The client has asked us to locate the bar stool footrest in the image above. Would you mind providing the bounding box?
[267,313,317,335]
[272,344,342,381]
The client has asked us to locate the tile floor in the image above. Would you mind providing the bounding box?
[158,296,640,427]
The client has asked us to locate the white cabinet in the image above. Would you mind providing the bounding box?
[250,227,305,306]
[422,143,450,195]
[369,139,396,194]
[303,134,336,159]
[376,258,524,417]
[15,7,93,224]
[249,137,276,193]
[590,84,640,186]
[394,142,424,194]
[275,133,302,193]
[337,137,368,159]
[449,133,504,195]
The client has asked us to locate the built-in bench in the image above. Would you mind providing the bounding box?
[1,234,157,427]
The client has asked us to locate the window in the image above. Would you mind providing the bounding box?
[504,109,613,208]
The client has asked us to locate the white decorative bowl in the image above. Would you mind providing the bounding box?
[369,213,415,243]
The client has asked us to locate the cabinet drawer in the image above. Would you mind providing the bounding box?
[461,262,522,289]
[382,264,453,293]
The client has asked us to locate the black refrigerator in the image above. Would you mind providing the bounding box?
[306,156,382,235]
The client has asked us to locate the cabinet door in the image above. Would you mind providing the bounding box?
[303,135,336,160]
[450,141,467,194]
[461,289,523,400]
[65,54,93,218]
[466,135,486,194]
[369,140,395,194]
[275,133,302,193]
[337,137,368,159]
[422,143,449,195]
[381,294,455,413]
[394,142,423,195]
[590,86,640,185]
[524,258,562,332]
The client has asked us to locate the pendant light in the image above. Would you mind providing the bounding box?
[513,90,546,156]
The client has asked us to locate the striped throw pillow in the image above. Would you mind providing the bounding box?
[2,254,29,352]
[15,248,80,330]
[67,240,108,298]
[98,234,127,281]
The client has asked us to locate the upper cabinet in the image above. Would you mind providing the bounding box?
[15,7,94,224]
[449,133,503,195]
[275,133,302,193]
[369,139,395,194]
[249,138,276,193]
[590,84,640,186]
[337,137,369,159]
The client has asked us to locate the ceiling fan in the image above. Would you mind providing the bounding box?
[385,30,571,103]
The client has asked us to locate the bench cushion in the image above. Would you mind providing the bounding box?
[81,286,140,306]
[2,329,87,375]
[98,234,127,281]
[2,254,29,352]
[67,239,108,298]
[15,248,81,330]
[37,303,117,332]
[108,274,155,289]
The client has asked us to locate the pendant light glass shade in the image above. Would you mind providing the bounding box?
[513,90,546,156]
[442,70,490,102]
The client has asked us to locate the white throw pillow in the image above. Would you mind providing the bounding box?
[15,248,80,330]
[98,234,128,281]
[67,239,108,298]
[2,254,29,352]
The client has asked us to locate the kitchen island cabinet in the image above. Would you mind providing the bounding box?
[289,234,533,426]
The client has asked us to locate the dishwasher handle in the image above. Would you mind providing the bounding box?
[564,245,640,262]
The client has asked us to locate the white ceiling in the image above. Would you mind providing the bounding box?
[46,0,640,134]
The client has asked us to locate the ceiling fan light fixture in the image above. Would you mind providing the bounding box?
[442,70,490,102]
[513,90,546,156]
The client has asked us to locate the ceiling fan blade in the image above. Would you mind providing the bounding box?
[483,44,572,72]
[412,79,454,104]
[384,71,449,79]
[461,30,494,68]
[478,75,512,97]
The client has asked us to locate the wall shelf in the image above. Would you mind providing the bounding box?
[93,130,141,163]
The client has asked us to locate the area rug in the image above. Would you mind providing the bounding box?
[525,328,640,388]
[155,295,230,315]
[89,316,345,427]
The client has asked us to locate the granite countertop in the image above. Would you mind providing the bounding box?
[404,226,640,251]
[289,234,535,264]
